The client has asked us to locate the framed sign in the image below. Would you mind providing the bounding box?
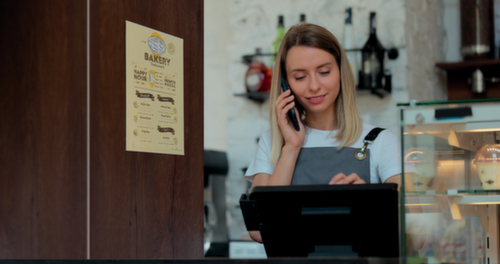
[125,21,184,155]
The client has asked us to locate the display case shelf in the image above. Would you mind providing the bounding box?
[405,193,500,210]
[451,194,500,205]
[447,189,500,195]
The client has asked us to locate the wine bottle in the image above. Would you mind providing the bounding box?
[343,7,358,85]
[299,13,306,23]
[360,12,385,90]
[245,48,272,93]
[271,15,285,63]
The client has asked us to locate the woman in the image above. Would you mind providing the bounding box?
[244,23,404,243]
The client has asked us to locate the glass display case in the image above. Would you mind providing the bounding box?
[400,99,500,264]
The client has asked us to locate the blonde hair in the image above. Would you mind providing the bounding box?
[269,23,363,165]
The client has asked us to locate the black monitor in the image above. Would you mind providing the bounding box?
[240,183,400,258]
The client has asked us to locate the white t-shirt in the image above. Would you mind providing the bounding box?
[245,122,402,184]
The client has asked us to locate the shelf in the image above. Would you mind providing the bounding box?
[234,92,270,103]
[405,191,500,208]
[397,98,500,107]
[436,59,500,71]
[405,195,438,206]
[452,195,500,205]
[446,189,500,195]
[435,59,500,100]
[242,48,399,64]
[404,191,500,231]
[242,53,276,64]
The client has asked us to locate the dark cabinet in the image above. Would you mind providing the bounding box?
[436,59,500,100]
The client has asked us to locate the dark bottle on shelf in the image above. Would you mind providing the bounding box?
[299,13,306,23]
[343,7,358,85]
[359,12,385,90]
[245,48,272,93]
[271,15,285,64]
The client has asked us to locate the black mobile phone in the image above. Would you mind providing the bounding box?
[281,77,300,131]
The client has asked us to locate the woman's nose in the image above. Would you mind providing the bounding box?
[309,76,320,92]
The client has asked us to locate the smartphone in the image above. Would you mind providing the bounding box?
[281,77,300,131]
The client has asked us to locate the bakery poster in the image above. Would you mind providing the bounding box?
[125,21,184,155]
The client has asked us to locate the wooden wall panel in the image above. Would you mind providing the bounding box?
[89,0,204,259]
[446,67,500,100]
[0,0,87,259]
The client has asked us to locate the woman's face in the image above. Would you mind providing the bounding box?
[285,46,340,118]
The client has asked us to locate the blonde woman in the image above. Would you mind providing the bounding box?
[244,23,403,243]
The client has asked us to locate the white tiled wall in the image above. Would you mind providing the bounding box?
[204,0,459,242]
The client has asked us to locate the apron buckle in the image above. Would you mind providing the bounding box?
[354,127,385,161]
[354,140,372,161]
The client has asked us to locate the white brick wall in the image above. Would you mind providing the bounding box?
[204,0,458,241]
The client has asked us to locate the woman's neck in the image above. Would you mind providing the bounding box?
[305,111,336,131]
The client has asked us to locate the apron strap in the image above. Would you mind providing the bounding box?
[354,127,386,161]
[364,127,386,141]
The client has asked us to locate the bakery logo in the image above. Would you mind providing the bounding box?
[157,95,175,104]
[148,33,166,56]
[157,125,175,135]
[145,32,170,66]
[168,43,175,55]
[136,90,154,101]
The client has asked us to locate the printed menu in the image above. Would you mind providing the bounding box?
[125,21,184,155]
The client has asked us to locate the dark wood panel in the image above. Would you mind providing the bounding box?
[436,59,500,71]
[445,66,500,100]
[0,0,87,259]
[89,0,204,259]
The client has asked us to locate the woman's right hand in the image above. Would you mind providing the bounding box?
[249,231,263,243]
[275,89,305,148]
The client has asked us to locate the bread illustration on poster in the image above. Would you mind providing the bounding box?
[136,90,155,101]
[158,125,175,135]
[157,95,175,104]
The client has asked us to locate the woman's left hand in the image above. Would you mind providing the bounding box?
[329,173,366,184]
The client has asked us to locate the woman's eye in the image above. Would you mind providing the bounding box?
[320,71,330,75]
[295,76,305,81]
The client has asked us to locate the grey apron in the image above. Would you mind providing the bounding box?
[291,147,371,185]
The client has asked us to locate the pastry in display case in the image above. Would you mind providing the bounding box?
[404,147,437,192]
[474,144,500,190]
[399,99,500,264]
